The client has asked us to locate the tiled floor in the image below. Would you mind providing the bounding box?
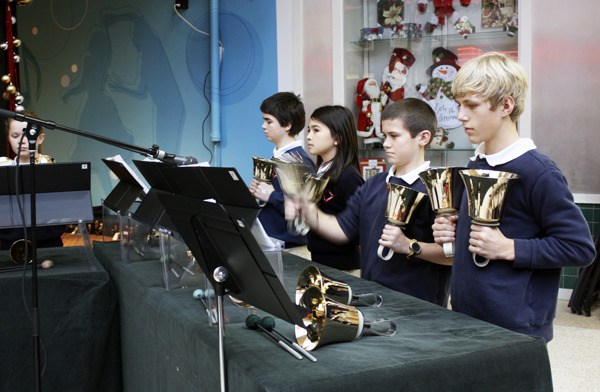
[550,300,600,392]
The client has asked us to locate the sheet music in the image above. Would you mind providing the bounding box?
[251,219,284,250]
[105,154,150,194]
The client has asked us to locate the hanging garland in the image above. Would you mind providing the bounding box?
[2,0,28,112]
[2,0,29,157]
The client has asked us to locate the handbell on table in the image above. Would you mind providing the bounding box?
[295,286,396,351]
[296,265,383,308]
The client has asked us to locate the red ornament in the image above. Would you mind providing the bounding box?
[460,0,471,6]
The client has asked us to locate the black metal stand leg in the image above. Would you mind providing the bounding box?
[213,266,229,392]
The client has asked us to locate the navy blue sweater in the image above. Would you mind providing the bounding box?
[307,166,364,270]
[453,150,596,341]
[337,172,451,307]
[257,146,315,248]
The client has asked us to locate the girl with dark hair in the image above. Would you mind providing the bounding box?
[305,105,364,270]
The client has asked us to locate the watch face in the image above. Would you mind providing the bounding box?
[410,240,422,254]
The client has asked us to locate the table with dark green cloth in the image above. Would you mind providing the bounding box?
[94,241,553,392]
[0,246,121,392]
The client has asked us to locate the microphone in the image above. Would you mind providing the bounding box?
[153,148,198,166]
[245,315,302,360]
[260,316,317,362]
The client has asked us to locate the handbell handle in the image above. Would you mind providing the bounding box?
[442,241,455,257]
[351,293,383,308]
[472,253,490,267]
[363,318,397,337]
[377,244,394,261]
[288,216,310,236]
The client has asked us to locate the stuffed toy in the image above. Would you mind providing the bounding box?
[417,47,462,132]
[454,15,475,38]
[504,13,518,37]
[381,48,415,103]
[424,0,455,33]
[356,77,386,147]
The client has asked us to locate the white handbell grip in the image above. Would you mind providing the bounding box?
[256,198,266,207]
[473,252,490,267]
[377,244,394,261]
[289,216,309,236]
[443,241,455,257]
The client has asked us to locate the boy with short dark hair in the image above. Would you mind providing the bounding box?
[300,98,452,307]
[432,52,596,341]
[249,92,315,248]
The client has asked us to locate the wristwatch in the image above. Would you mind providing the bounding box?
[407,239,422,259]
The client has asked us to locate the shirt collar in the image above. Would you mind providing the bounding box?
[386,161,431,185]
[273,140,303,159]
[470,138,536,166]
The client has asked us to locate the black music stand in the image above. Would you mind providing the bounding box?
[0,162,94,230]
[133,160,260,224]
[156,191,307,392]
[136,161,307,392]
[101,158,147,213]
[0,162,95,271]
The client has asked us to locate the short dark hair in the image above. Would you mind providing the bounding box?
[260,92,305,137]
[381,98,437,142]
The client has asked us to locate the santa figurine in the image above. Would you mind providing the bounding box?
[356,77,386,147]
[381,48,415,103]
[417,47,462,131]
[454,15,475,39]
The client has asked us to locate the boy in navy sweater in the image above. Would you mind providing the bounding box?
[299,98,452,307]
[249,92,315,248]
[432,53,596,341]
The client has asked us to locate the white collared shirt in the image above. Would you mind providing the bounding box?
[470,138,537,166]
[386,161,431,185]
[273,140,303,159]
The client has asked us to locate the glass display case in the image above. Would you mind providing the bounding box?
[343,0,519,169]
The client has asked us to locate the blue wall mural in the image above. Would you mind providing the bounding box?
[17,0,278,205]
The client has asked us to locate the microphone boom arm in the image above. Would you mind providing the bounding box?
[0,108,195,164]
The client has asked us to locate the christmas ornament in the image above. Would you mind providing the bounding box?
[417,47,463,148]
[454,15,475,39]
[381,48,415,103]
[356,77,387,147]
[504,13,518,37]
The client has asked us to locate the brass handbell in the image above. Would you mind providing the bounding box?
[252,157,277,207]
[275,160,329,236]
[419,167,466,257]
[459,169,519,267]
[9,239,33,264]
[295,286,397,351]
[296,265,383,308]
[293,175,330,235]
[377,183,426,261]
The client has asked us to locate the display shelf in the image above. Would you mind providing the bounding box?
[351,30,517,50]
[345,0,518,165]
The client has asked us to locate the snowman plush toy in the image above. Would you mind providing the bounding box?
[417,47,471,149]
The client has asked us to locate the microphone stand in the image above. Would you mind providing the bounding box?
[24,122,42,392]
[0,108,197,392]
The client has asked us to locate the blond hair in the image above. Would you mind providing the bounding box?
[451,52,528,122]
